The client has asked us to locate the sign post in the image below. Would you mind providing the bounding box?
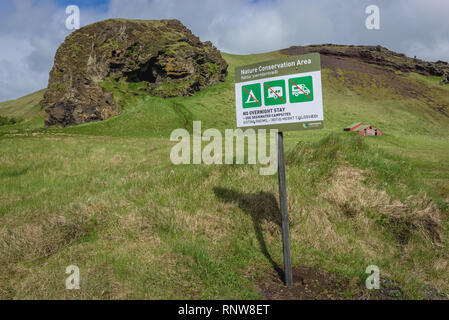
[235,53,324,286]
[277,131,293,286]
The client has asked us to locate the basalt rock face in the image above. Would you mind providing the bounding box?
[282,44,449,81]
[43,19,228,127]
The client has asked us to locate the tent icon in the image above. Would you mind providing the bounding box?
[246,90,258,103]
[242,84,262,108]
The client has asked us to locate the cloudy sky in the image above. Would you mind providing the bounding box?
[1,0,448,102]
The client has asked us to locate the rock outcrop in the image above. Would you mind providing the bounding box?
[43,19,228,127]
[282,44,449,81]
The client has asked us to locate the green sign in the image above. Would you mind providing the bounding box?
[289,76,313,103]
[235,53,324,131]
[264,80,286,106]
[241,83,262,108]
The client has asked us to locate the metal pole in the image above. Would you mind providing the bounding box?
[277,131,293,286]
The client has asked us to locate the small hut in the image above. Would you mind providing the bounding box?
[343,122,382,136]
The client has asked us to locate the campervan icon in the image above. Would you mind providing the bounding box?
[292,83,310,96]
[268,86,283,99]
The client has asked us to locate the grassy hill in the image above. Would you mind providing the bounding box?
[0,49,448,299]
[0,90,45,133]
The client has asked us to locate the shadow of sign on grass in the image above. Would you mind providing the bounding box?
[213,187,284,281]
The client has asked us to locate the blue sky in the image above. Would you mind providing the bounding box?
[1,0,448,101]
[54,0,109,11]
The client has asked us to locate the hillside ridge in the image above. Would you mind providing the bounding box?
[282,44,449,83]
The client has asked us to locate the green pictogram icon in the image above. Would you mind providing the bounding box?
[289,76,313,103]
[242,83,262,108]
[263,80,286,106]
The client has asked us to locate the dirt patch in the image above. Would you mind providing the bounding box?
[257,266,351,300]
[424,285,449,300]
[256,266,448,300]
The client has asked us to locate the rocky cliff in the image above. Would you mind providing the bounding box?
[42,19,228,127]
[282,44,449,83]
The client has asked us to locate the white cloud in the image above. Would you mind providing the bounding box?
[0,0,448,101]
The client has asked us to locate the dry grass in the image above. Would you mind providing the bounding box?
[323,167,442,246]
[0,201,109,266]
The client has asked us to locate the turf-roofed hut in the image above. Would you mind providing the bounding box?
[344,122,382,136]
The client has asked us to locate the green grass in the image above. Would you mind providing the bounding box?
[0,90,45,119]
[0,50,448,299]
